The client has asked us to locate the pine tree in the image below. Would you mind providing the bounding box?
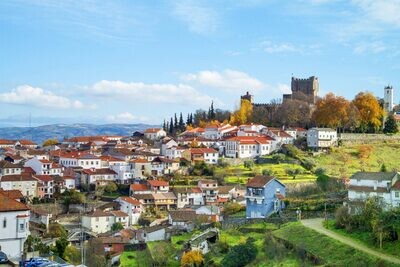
[186,114,191,126]
[162,119,166,131]
[169,117,174,134]
[210,101,215,120]
[174,113,178,131]
[179,112,185,132]
[189,113,194,125]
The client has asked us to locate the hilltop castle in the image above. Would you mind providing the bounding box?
[241,76,319,108]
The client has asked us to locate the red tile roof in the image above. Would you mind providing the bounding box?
[34,175,54,182]
[0,189,23,200]
[147,180,169,187]
[1,174,36,182]
[226,136,272,144]
[130,184,150,192]
[144,128,162,133]
[0,194,29,212]
[119,196,141,206]
[82,168,117,175]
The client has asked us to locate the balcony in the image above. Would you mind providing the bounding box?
[245,193,265,199]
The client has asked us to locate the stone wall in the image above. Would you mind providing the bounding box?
[339,133,400,144]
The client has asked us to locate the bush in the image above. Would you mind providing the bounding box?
[262,169,273,176]
[222,202,243,216]
[220,238,257,267]
[244,160,254,170]
[272,153,286,164]
[314,167,327,176]
[335,206,352,229]
[301,158,316,171]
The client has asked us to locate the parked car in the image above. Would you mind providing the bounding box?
[0,251,8,263]
[24,257,51,267]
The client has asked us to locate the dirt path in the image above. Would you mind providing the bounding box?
[301,218,400,265]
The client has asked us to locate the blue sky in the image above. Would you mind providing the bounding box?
[1,0,400,126]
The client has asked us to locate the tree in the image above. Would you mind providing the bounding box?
[222,202,243,216]
[62,189,86,212]
[262,169,273,176]
[111,222,124,231]
[272,153,285,164]
[384,114,399,134]
[181,250,204,267]
[208,101,216,120]
[230,99,253,125]
[353,92,384,132]
[48,223,67,238]
[312,93,350,130]
[179,112,185,132]
[286,168,302,179]
[63,246,81,265]
[52,235,68,258]
[86,238,107,267]
[277,98,311,127]
[243,160,254,170]
[380,163,387,172]
[316,174,330,191]
[169,117,174,134]
[104,182,118,193]
[152,242,173,266]
[221,238,257,267]
[42,139,59,147]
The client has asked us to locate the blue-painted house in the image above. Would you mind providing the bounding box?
[246,175,286,218]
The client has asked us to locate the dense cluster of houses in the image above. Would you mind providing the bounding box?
[0,124,338,261]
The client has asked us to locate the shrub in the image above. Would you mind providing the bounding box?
[220,238,257,267]
[244,160,254,170]
[272,153,286,164]
[335,206,352,229]
[301,158,316,171]
[314,167,327,176]
[262,169,273,176]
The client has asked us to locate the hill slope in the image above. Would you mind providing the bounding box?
[0,123,156,144]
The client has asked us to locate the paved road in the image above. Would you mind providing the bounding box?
[301,218,400,265]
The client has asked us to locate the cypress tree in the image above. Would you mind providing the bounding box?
[169,117,174,134]
[179,112,185,132]
[384,115,399,134]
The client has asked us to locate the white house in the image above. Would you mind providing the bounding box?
[81,168,117,185]
[0,193,30,261]
[225,136,273,158]
[0,174,38,198]
[59,152,101,169]
[198,179,219,204]
[24,157,61,175]
[116,197,143,225]
[173,187,204,208]
[144,128,167,140]
[187,148,219,165]
[204,123,237,140]
[81,209,129,234]
[307,128,337,150]
[347,172,400,213]
[161,139,178,156]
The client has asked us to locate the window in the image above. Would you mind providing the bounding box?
[3,218,6,228]
[19,223,25,231]
[396,192,399,198]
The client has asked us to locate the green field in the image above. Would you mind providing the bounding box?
[325,220,400,258]
[273,222,398,267]
[215,161,317,185]
[313,142,400,178]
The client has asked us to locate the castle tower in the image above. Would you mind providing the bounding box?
[241,91,254,104]
[384,85,394,112]
[291,76,319,104]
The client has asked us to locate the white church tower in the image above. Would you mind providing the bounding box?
[384,85,394,112]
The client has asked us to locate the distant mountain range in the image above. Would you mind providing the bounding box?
[0,123,157,145]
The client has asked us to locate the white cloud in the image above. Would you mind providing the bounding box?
[353,0,400,28]
[181,69,265,92]
[275,83,291,94]
[89,80,216,107]
[106,112,148,123]
[172,1,218,34]
[0,85,92,109]
[260,41,301,53]
[353,41,386,54]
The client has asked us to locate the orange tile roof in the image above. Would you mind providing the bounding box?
[34,175,54,182]
[148,180,169,187]
[0,194,29,212]
[0,189,23,200]
[119,196,141,205]
[190,148,218,154]
[130,184,150,191]
[144,128,162,133]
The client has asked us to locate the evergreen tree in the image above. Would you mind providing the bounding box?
[162,119,166,131]
[384,114,399,134]
[190,113,194,125]
[174,113,178,131]
[179,112,185,132]
[186,114,191,126]
[209,101,215,120]
[166,121,169,133]
[169,117,174,134]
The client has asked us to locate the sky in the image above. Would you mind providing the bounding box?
[1,0,400,127]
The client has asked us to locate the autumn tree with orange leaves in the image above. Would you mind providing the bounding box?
[230,99,253,125]
[312,93,351,130]
[352,92,384,132]
[181,250,204,267]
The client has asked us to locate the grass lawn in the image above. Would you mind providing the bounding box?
[273,222,398,267]
[325,220,400,258]
[119,250,150,267]
[313,142,400,177]
[216,162,317,185]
